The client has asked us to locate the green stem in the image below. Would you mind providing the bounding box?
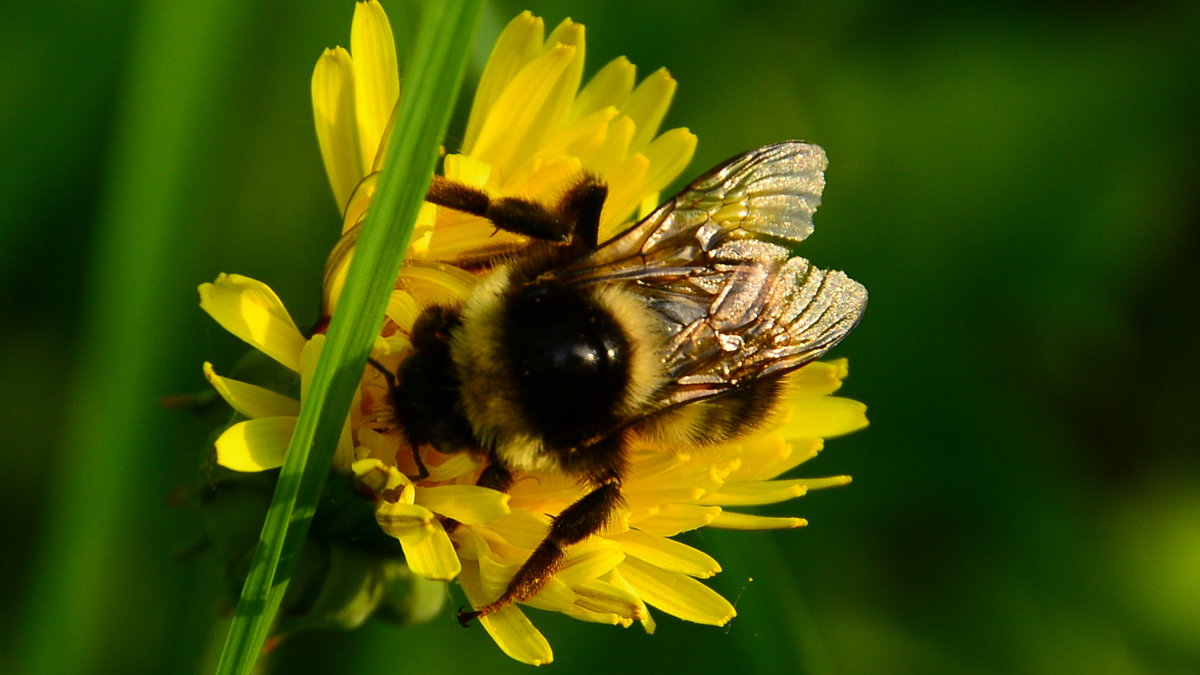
[214,3,484,674]
[14,1,254,673]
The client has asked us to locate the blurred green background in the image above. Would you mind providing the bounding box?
[3,0,1198,673]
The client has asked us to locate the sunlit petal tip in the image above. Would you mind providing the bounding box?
[781,397,869,439]
[709,512,808,530]
[788,359,850,398]
[644,127,697,178]
[401,524,462,581]
[480,606,555,666]
[202,362,299,419]
[625,67,678,152]
[312,46,362,209]
[463,11,546,154]
[350,0,399,172]
[214,417,297,472]
[198,274,306,372]
[620,557,735,626]
[470,43,578,171]
[570,56,636,121]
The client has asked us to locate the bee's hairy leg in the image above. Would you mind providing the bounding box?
[426,176,571,243]
[366,358,429,481]
[557,174,606,250]
[425,175,608,248]
[457,474,623,626]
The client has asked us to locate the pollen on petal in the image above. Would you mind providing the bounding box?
[618,557,735,626]
[199,274,306,372]
[203,362,299,419]
[215,416,297,472]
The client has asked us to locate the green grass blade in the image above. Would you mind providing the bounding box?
[214,2,484,673]
[13,1,256,673]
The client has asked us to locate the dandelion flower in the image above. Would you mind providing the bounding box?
[200,3,866,666]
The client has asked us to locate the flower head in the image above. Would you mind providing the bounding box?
[201,3,866,665]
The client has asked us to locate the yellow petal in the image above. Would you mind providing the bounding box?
[611,530,721,578]
[350,0,399,173]
[397,261,478,305]
[778,396,869,439]
[539,106,620,161]
[480,605,554,666]
[463,11,544,154]
[482,510,551,551]
[600,151,649,231]
[627,503,721,536]
[699,479,808,507]
[618,557,734,626]
[470,44,577,178]
[709,512,807,530]
[501,155,582,197]
[376,501,434,539]
[198,274,306,372]
[533,19,585,144]
[214,416,297,472]
[569,578,643,622]
[414,485,510,525]
[584,112,634,176]
[569,56,635,122]
[311,46,363,210]
[457,560,553,664]
[624,68,677,153]
[351,457,408,493]
[442,153,492,188]
[385,290,419,332]
[787,359,849,398]
[639,127,697,200]
[553,542,625,588]
[397,522,462,581]
[295,334,354,469]
[608,568,656,634]
[202,362,299,419]
[424,450,482,482]
[738,436,824,481]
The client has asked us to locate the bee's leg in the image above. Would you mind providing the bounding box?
[557,174,606,250]
[457,472,623,625]
[366,358,429,481]
[426,176,572,243]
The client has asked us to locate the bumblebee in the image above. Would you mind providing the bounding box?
[387,141,866,624]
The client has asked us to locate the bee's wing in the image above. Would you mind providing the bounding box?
[554,141,867,407]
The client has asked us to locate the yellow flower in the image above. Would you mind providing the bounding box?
[200,3,867,666]
[314,5,697,314]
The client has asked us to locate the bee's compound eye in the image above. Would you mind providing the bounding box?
[503,283,629,445]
